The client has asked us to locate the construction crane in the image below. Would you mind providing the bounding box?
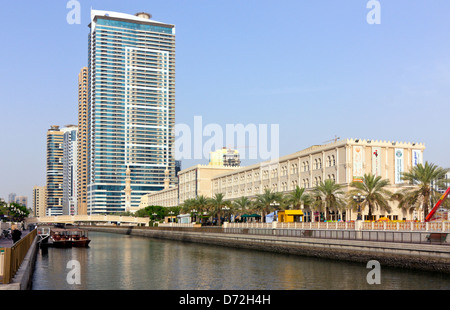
[322,135,340,144]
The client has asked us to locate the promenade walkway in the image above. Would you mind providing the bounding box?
[0,229,30,248]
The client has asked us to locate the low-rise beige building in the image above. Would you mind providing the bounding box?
[137,138,427,221]
[211,138,425,221]
[138,165,240,209]
[138,186,179,209]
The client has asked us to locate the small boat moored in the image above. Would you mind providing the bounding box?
[68,228,91,247]
[49,227,91,248]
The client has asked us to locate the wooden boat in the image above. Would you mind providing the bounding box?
[68,228,91,247]
[50,228,72,248]
[50,227,91,248]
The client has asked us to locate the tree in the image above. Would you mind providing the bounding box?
[232,196,253,215]
[7,202,30,222]
[393,162,449,219]
[348,174,393,221]
[311,179,345,221]
[194,195,211,215]
[254,189,284,222]
[286,186,312,210]
[208,193,231,226]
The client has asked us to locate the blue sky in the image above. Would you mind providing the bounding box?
[1,0,450,202]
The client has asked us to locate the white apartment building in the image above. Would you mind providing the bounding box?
[62,125,78,215]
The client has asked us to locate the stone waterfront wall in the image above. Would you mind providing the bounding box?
[84,226,450,274]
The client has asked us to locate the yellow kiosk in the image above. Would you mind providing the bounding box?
[278,210,304,223]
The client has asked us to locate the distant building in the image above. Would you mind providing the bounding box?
[175,160,182,176]
[47,125,75,216]
[431,170,450,194]
[33,186,47,217]
[62,125,78,215]
[46,125,64,216]
[209,148,241,167]
[15,196,27,208]
[77,67,88,215]
[8,193,16,204]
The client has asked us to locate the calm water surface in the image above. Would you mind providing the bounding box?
[31,231,450,290]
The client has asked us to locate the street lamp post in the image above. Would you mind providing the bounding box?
[352,193,366,221]
[222,206,230,223]
[191,209,197,223]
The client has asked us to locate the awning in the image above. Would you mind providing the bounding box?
[241,214,261,218]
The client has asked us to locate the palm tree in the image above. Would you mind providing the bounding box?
[393,161,449,219]
[311,179,345,221]
[348,174,393,221]
[254,189,284,222]
[208,193,231,226]
[232,196,253,216]
[181,198,197,214]
[182,195,211,224]
[286,186,312,209]
[195,195,210,214]
[285,186,312,221]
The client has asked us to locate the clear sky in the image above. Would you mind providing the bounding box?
[1,0,450,202]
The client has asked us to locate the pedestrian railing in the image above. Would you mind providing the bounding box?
[221,227,449,245]
[0,229,37,284]
[224,221,450,232]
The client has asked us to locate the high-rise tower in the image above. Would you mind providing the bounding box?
[77,67,88,215]
[87,10,176,214]
[33,185,47,217]
[62,125,78,215]
[46,125,64,216]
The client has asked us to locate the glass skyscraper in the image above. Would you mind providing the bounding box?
[87,10,176,214]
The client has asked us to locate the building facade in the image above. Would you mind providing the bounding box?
[211,138,426,221]
[77,67,88,215]
[46,125,65,216]
[209,148,241,167]
[8,193,16,204]
[32,186,47,217]
[87,10,176,214]
[14,196,28,208]
[63,125,78,215]
[139,165,240,209]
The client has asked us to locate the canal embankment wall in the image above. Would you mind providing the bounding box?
[84,226,450,274]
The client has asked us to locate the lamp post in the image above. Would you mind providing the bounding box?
[222,206,230,223]
[191,209,197,223]
[353,193,366,221]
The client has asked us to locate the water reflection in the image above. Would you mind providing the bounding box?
[31,231,450,290]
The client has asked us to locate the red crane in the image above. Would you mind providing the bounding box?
[425,186,450,222]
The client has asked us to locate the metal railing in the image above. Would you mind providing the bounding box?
[222,227,449,245]
[0,229,37,284]
[225,221,450,232]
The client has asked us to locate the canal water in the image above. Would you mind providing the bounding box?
[31,231,450,290]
